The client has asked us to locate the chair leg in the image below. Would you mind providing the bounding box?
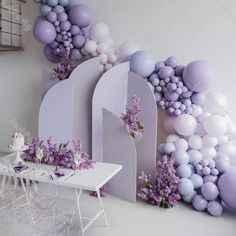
[96,190,109,227]
[75,188,84,236]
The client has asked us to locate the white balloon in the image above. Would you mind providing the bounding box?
[188,135,203,150]
[198,112,211,124]
[166,134,179,143]
[217,135,229,145]
[99,54,108,65]
[204,115,227,137]
[218,143,236,157]
[84,40,97,53]
[188,150,203,164]
[174,138,189,151]
[191,105,203,117]
[108,53,117,64]
[174,114,197,136]
[202,135,217,147]
[203,91,228,115]
[96,42,109,54]
[116,41,140,62]
[89,22,110,43]
[200,147,216,159]
[163,116,176,134]
[195,123,206,136]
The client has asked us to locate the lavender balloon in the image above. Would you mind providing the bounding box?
[33,20,56,44]
[192,195,208,211]
[69,4,92,28]
[183,60,214,92]
[201,182,219,201]
[70,48,83,60]
[72,35,85,48]
[130,51,155,77]
[44,45,60,63]
[207,201,223,217]
[218,167,236,210]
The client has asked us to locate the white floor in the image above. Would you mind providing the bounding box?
[2,193,235,236]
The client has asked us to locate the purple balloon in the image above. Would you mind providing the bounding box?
[164,91,179,102]
[192,195,208,211]
[58,0,69,7]
[158,66,174,79]
[165,56,178,68]
[207,201,223,217]
[69,4,92,28]
[53,5,65,14]
[72,35,85,48]
[218,167,236,210]
[49,41,59,49]
[33,20,56,44]
[155,61,165,72]
[70,25,81,35]
[47,11,57,23]
[56,34,63,42]
[175,65,185,76]
[70,48,83,60]
[60,20,71,31]
[47,0,58,7]
[183,60,214,92]
[44,45,60,63]
[40,4,52,17]
[203,175,218,184]
[201,182,219,201]
[130,51,155,78]
[57,12,68,22]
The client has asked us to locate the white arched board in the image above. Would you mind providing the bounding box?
[103,108,137,202]
[39,57,101,154]
[128,72,158,176]
[92,62,130,161]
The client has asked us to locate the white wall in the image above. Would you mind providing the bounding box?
[0,0,236,151]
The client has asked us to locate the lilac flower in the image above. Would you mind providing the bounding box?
[22,137,94,170]
[138,155,181,208]
[121,95,144,140]
[52,49,77,81]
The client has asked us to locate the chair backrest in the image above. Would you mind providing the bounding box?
[0,159,17,201]
[27,167,59,210]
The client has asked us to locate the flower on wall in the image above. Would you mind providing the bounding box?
[138,155,180,208]
[121,95,144,140]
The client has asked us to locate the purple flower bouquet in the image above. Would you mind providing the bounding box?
[138,155,180,208]
[22,137,94,170]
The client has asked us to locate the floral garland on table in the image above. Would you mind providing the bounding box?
[22,137,94,170]
[121,95,144,140]
[138,155,180,208]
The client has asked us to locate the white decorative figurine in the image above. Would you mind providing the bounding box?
[9,132,28,165]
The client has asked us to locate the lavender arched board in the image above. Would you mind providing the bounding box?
[127,72,158,176]
[39,58,101,153]
[102,108,137,202]
[92,62,130,162]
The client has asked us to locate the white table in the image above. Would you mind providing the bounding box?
[0,154,122,236]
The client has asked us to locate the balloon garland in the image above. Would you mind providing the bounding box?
[32,0,236,217]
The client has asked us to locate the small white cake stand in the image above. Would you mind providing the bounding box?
[9,145,29,165]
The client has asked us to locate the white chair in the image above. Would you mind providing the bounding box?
[25,167,75,235]
[0,159,19,235]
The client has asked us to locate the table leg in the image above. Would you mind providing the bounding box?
[75,188,84,236]
[96,190,109,227]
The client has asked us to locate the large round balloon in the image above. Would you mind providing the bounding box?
[203,91,228,115]
[204,115,227,137]
[44,45,60,63]
[130,50,155,77]
[174,114,197,136]
[116,41,140,62]
[69,4,92,28]
[183,60,214,92]
[89,22,110,44]
[218,167,236,210]
[33,20,56,44]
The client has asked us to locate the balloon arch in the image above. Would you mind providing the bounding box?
[32,0,236,217]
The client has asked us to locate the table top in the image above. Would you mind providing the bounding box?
[0,154,122,191]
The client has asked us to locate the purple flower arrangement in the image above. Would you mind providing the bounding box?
[52,49,76,81]
[121,95,144,140]
[138,155,181,208]
[22,137,94,170]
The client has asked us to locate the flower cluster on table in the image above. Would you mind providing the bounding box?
[138,155,181,208]
[22,137,94,170]
[121,95,144,140]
